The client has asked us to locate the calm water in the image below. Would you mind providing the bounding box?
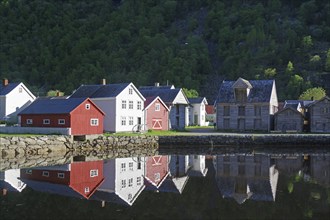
[1,148,330,220]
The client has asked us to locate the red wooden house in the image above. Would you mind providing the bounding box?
[144,96,169,130]
[19,97,105,135]
[20,161,104,199]
[144,155,169,190]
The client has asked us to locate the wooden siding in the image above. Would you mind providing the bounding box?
[145,98,169,130]
[169,104,187,130]
[145,156,169,187]
[20,169,70,184]
[309,97,330,132]
[20,114,71,127]
[275,108,304,132]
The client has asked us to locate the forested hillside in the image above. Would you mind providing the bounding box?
[1,0,330,102]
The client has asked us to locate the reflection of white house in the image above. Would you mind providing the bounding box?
[0,79,36,122]
[69,80,145,132]
[213,154,279,204]
[159,155,190,194]
[0,169,26,194]
[188,155,208,177]
[188,97,208,126]
[92,157,145,206]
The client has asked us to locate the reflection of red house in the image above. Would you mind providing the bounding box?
[20,161,104,199]
[144,96,169,130]
[19,97,105,135]
[144,155,169,189]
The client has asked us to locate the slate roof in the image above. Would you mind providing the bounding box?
[19,97,86,115]
[188,97,206,104]
[69,83,131,98]
[0,83,20,95]
[139,85,175,90]
[217,79,275,103]
[139,88,181,104]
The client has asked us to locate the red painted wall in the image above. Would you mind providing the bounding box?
[70,99,104,135]
[146,99,169,130]
[20,114,70,127]
[145,156,169,186]
[20,169,70,184]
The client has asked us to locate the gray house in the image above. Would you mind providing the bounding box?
[308,96,330,133]
[139,83,189,130]
[216,78,278,131]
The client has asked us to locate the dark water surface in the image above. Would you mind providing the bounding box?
[1,147,330,220]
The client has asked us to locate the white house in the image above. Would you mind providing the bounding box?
[69,80,146,132]
[187,155,208,177]
[92,157,146,206]
[0,169,27,194]
[0,78,36,123]
[188,97,208,126]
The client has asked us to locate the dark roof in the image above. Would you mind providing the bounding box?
[188,97,206,104]
[70,83,130,98]
[285,100,315,108]
[217,79,275,103]
[139,85,174,90]
[19,97,86,114]
[144,96,158,108]
[139,88,181,104]
[0,83,20,95]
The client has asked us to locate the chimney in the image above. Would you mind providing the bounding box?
[155,82,159,87]
[101,78,106,85]
[2,78,8,86]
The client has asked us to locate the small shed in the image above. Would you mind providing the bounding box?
[274,107,304,132]
[144,96,169,131]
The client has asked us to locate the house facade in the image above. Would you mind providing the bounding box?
[19,97,104,135]
[188,97,208,126]
[139,83,189,130]
[144,155,169,190]
[144,96,169,131]
[205,104,216,125]
[308,96,330,133]
[70,81,145,133]
[216,78,278,131]
[20,161,104,199]
[274,107,304,132]
[0,169,26,194]
[0,78,36,122]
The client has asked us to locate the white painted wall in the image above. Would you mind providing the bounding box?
[189,101,208,126]
[0,169,27,192]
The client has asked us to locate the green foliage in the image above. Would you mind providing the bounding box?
[302,35,313,50]
[47,90,64,97]
[286,61,294,75]
[183,88,199,98]
[264,68,277,78]
[299,87,326,100]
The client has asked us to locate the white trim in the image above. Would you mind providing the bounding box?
[90,169,98,177]
[58,119,65,125]
[90,118,99,126]
[43,119,50,125]
[42,171,49,177]
[57,173,65,178]
[155,103,160,111]
[26,119,33,124]
[85,104,91,110]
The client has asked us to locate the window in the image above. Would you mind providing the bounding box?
[235,89,247,102]
[85,104,90,110]
[128,116,133,125]
[121,117,126,126]
[155,103,160,111]
[238,106,245,116]
[121,179,126,188]
[154,173,160,181]
[121,163,126,172]
[43,119,50,125]
[128,194,132,200]
[26,119,33,124]
[224,119,230,128]
[19,87,22,93]
[42,171,49,177]
[58,119,65,125]
[254,106,261,116]
[129,88,133,95]
[129,101,133,109]
[128,178,133,187]
[223,106,230,116]
[137,177,142,186]
[84,187,90,193]
[122,100,127,109]
[58,173,65,178]
[90,118,99,126]
[26,169,32,174]
[129,162,134,171]
[137,101,142,110]
[90,169,98,177]
[323,107,330,113]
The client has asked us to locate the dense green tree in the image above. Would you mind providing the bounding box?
[299,87,326,100]
[183,88,199,98]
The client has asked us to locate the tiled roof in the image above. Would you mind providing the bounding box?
[0,83,20,95]
[188,97,206,104]
[139,85,175,90]
[19,97,86,114]
[69,83,130,98]
[139,88,181,104]
[217,79,274,103]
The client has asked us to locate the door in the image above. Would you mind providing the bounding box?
[194,114,198,125]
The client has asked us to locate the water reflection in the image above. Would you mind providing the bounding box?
[1,152,329,218]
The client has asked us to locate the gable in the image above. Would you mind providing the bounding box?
[232,78,252,89]
[173,89,189,105]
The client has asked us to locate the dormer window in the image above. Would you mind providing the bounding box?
[235,89,247,102]
[232,78,252,103]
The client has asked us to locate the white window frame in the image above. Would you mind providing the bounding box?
[43,119,50,125]
[129,162,134,171]
[129,116,133,125]
[154,172,160,181]
[122,100,127,109]
[42,171,49,177]
[19,87,23,93]
[129,88,133,95]
[58,119,65,125]
[129,100,133,109]
[121,163,126,172]
[85,104,90,110]
[84,187,90,193]
[90,118,99,126]
[137,101,142,110]
[121,117,126,126]
[58,173,65,178]
[26,119,33,124]
[90,169,98,177]
[121,179,126,188]
[155,103,160,111]
[26,169,32,174]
